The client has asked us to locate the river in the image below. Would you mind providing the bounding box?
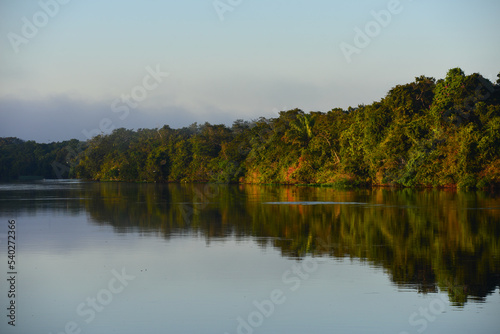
[0,180,499,333]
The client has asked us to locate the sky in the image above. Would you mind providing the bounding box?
[0,0,499,142]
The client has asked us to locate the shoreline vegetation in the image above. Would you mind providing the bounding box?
[1,68,500,190]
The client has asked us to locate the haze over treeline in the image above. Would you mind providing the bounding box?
[1,68,500,189]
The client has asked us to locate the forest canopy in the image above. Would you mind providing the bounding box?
[1,68,500,189]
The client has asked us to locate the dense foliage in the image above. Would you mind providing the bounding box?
[2,68,500,188]
[0,137,83,180]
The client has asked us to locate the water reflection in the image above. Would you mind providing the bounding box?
[1,181,499,306]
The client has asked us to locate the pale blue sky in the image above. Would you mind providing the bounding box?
[0,0,499,142]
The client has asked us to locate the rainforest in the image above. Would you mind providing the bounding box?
[1,68,500,189]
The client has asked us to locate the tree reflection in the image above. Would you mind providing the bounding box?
[2,182,498,306]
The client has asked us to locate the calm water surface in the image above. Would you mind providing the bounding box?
[0,180,499,334]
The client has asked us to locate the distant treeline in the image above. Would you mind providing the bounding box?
[0,138,82,180]
[1,68,500,189]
